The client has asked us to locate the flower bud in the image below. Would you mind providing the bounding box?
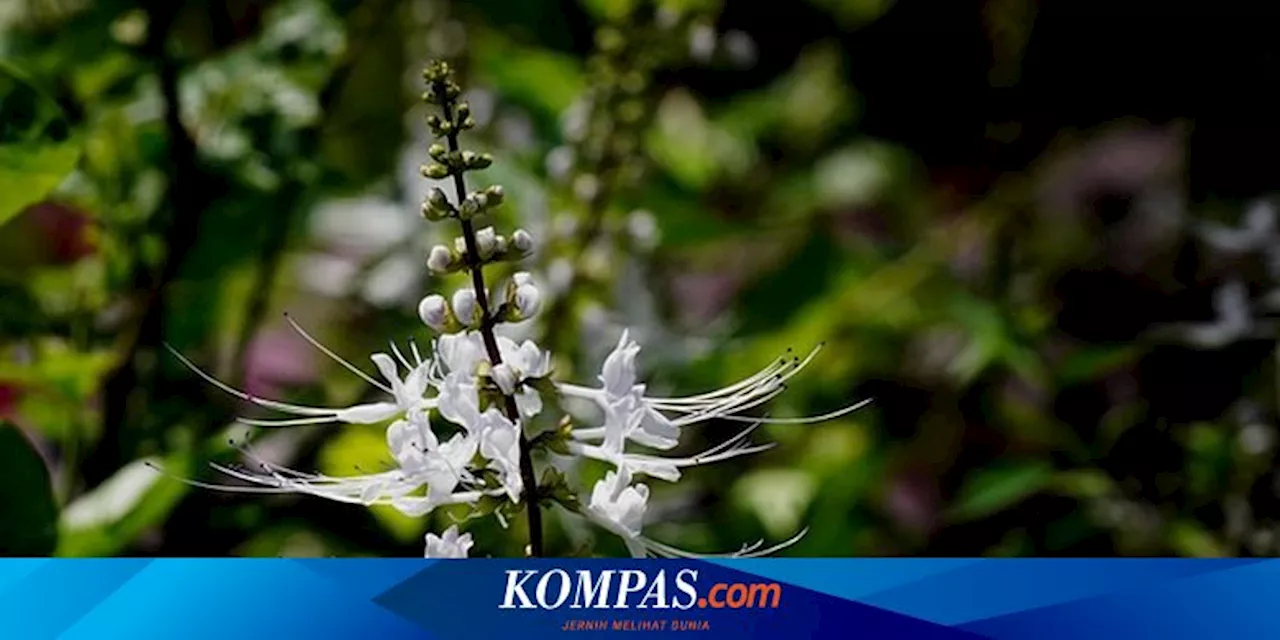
[512,229,534,254]
[418,294,449,331]
[458,195,479,219]
[428,143,447,160]
[427,245,454,273]
[514,282,541,319]
[474,226,498,260]
[454,236,468,255]
[422,187,452,221]
[462,151,493,170]
[490,363,519,396]
[422,163,449,179]
[452,288,478,327]
[505,272,541,321]
[484,184,505,206]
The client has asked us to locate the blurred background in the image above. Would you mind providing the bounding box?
[3,0,1280,558]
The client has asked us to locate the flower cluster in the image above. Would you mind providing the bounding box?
[161,61,865,558]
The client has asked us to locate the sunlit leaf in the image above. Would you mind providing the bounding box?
[0,423,58,556]
[1052,469,1116,499]
[57,456,191,557]
[579,0,639,20]
[0,63,80,226]
[732,468,815,539]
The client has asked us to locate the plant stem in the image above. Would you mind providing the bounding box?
[440,101,544,557]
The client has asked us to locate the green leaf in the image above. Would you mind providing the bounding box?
[1054,345,1141,386]
[0,63,80,226]
[579,0,639,20]
[0,423,59,556]
[732,469,816,539]
[737,231,844,335]
[57,456,190,557]
[635,180,736,247]
[1169,520,1228,558]
[949,460,1053,522]
[1052,469,1116,499]
[473,32,584,120]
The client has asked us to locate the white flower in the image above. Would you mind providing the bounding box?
[584,467,807,559]
[188,450,496,518]
[501,338,552,418]
[166,316,435,429]
[478,409,524,502]
[430,331,550,421]
[386,419,479,516]
[560,330,868,451]
[163,304,844,558]
[424,525,474,558]
[418,294,449,331]
[490,362,519,395]
[586,469,649,558]
[567,406,771,482]
[160,322,507,518]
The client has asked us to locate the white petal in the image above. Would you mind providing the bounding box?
[334,402,401,424]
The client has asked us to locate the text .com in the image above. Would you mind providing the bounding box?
[499,569,783,610]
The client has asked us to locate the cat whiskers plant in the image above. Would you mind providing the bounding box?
[156,61,865,558]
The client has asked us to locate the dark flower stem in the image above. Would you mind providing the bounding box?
[440,100,544,557]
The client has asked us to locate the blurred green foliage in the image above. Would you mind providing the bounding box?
[2,0,1279,559]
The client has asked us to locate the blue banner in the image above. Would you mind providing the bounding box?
[0,559,1275,639]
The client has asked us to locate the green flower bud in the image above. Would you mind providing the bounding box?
[421,200,447,221]
[423,187,452,218]
[428,143,447,160]
[458,195,479,219]
[484,184,505,206]
[422,163,449,180]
